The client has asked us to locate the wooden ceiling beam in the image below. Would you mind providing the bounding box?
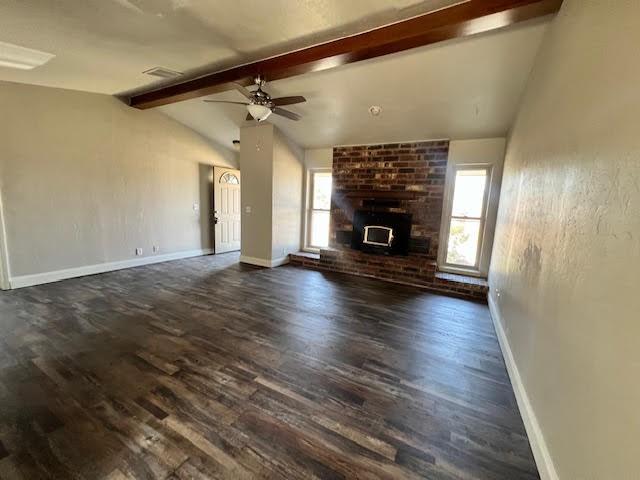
[129,0,562,109]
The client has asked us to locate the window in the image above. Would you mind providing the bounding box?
[441,166,491,273]
[220,172,239,184]
[306,170,332,250]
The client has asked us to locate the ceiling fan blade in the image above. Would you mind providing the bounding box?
[203,100,250,105]
[234,83,254,100]
[246,112,254,121]
[272,107,301,121]
[271,96,306,106]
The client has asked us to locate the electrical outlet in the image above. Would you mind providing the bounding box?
[153,246,160,253]
[193,203,200,211]
[135,248,143,256]
[245,206,252,213]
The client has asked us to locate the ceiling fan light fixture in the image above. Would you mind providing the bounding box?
[247,104,272,122]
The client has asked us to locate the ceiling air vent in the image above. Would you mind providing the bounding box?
[143,67,183,79]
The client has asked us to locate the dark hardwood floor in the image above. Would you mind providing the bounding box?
[0,253,539,479]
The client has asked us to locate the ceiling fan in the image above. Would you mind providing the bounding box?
[204,76,306,122]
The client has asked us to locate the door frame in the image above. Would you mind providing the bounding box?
[213,166,241,254]
[0,188,11,290]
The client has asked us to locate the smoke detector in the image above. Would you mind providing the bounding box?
[369,105,382,116]
[143,67,183,79]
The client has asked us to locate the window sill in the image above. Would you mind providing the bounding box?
[437,265,487,279]
[435,271,488,288]
[295,250,321,259]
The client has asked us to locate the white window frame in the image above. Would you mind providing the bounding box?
[303,168,332,252]
[438,163,494,277]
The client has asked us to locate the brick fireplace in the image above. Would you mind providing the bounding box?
[329,140,447,256]
[290,140,489,301]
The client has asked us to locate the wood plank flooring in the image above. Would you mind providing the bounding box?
[0,253,539,479]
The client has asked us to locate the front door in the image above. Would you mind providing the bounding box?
[213,167,241,253]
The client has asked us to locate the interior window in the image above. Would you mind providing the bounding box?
[307,171,332,249]
[444,168,489,269]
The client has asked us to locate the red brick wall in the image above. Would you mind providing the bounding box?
[330,140,448,257]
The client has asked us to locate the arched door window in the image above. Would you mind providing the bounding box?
[220,172,240,185]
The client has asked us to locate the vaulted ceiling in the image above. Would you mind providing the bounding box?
[0,0,552,149]
[0,0,462,95]
[159,19,549,148]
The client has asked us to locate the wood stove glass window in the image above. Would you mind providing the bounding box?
[307,171,332,249]
[444,168,490,269]
[364,226,394,246]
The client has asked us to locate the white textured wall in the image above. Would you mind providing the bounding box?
[0,81,237,278]
[240,123,304,263]
[489,1,640,478]
[272,128,304,260]
[239,123,274,261]
[304,148,333,169]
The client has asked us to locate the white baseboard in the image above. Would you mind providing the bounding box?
[239,255,290,268]
[270,256,290,267]
[488,293,558,480]
[9,248,214,289]
[0,188,10,291]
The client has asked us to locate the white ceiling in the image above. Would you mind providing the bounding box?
[0,0,462,95]
[160,19,550,149]
[0,1,551,150]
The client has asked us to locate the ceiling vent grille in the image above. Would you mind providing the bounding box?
[143,67,183,79]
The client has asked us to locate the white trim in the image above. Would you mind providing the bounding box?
[439,139,506,278]
[304,168,332,250]
[0,188,10,290]
[438,264,484,278]
[271,256,290,267]
[239,255,289,268]
[10,249,214,289]
[438,163,493,274]
[488,293,558,480]
[213,166,242,254]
